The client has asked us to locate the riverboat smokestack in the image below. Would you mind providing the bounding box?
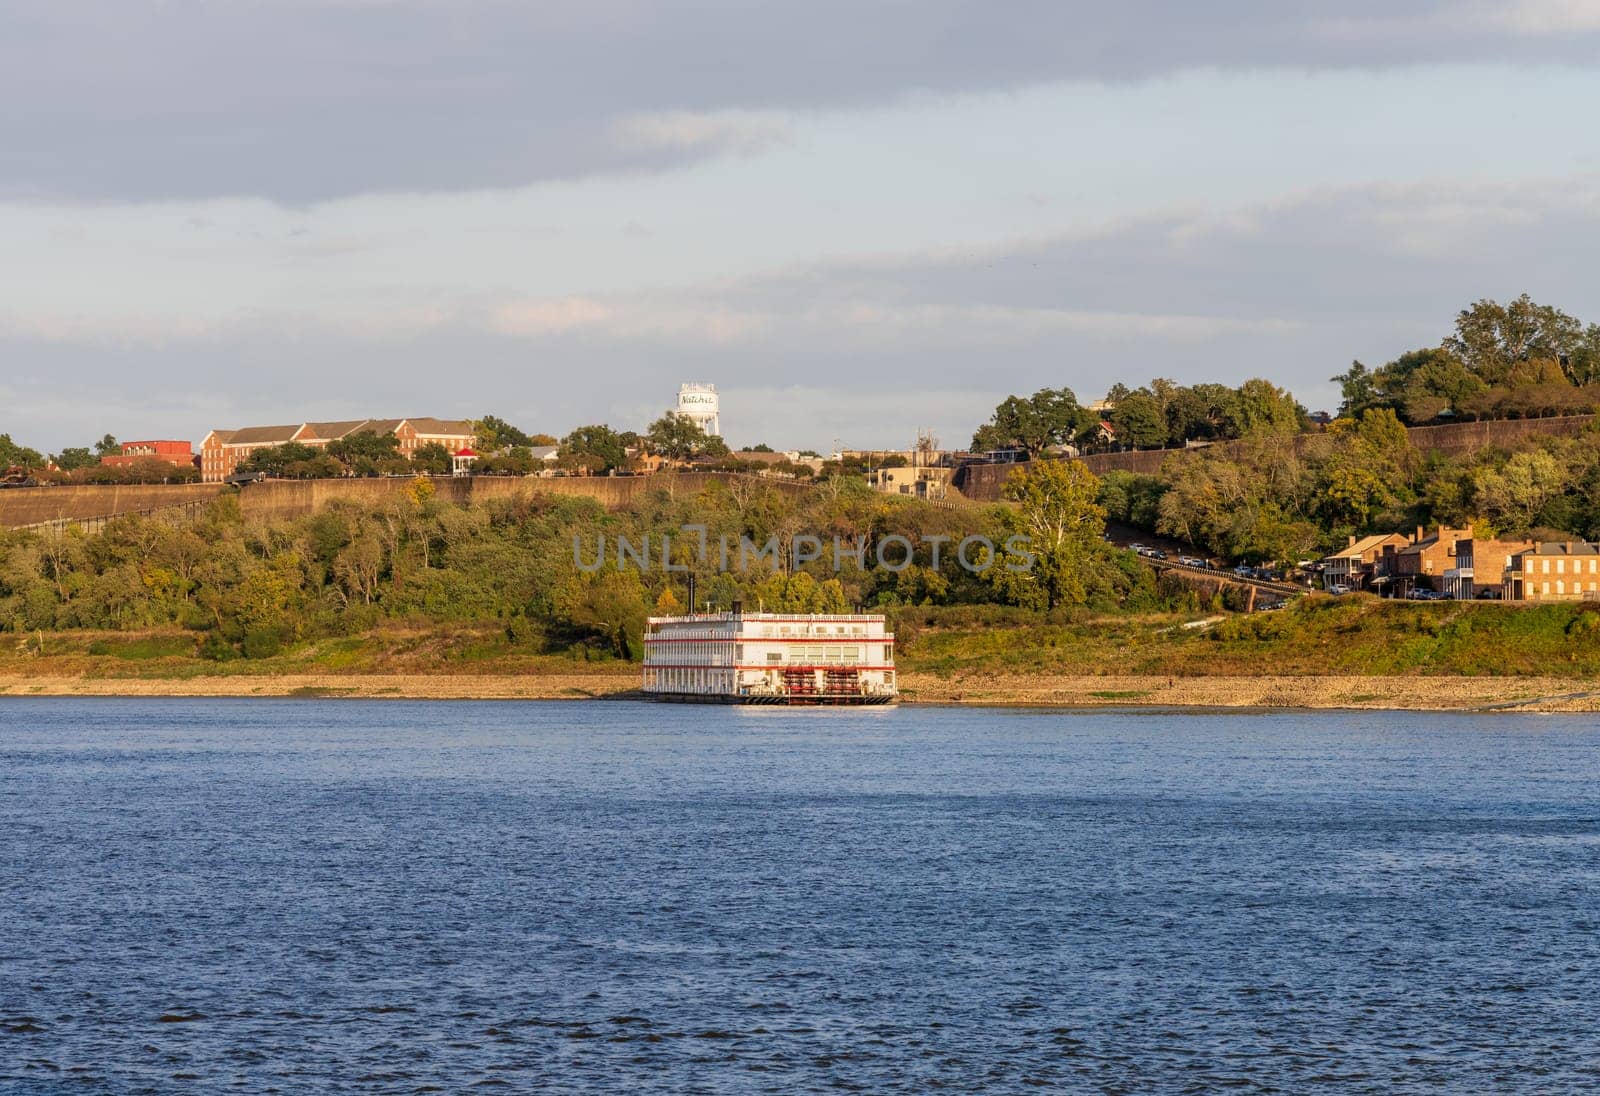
[732,598,743,618]
[687,574,697,615]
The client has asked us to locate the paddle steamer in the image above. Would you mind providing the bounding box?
[642,604,897,704]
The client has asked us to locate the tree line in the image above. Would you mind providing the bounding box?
[0,464,1174,658]
[1097,411,1600,565]
[973,294,1600,462]
[1333,294,1600,424]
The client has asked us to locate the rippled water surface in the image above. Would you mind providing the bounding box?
[3,699,1599,1093]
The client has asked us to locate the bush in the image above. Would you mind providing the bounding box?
[1568,611,1600,638]
[199,633,237,662]
[241,627,285,660]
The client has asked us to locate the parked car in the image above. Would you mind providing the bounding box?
[1178,556,1205,568]
[1148,549,1168,560]
[1326,584,1351,595]
[1129,543,1148,554]
[1233,564,1254,577]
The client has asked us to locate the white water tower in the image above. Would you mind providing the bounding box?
[675,383,721,437]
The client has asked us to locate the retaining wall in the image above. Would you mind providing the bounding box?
[0,482,224,528]
[0,474,811,528]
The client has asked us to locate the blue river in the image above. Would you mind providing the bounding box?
[2,699,1598,1093]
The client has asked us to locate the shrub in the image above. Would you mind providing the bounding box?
[199,633,237,662]
[242,627,285,660]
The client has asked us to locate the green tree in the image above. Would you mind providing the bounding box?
[1110,391,1168,449]
[971,388,1087,456]
[412,441,452,475]
[93,434,119,457]
[326,430,403,475]
[242,442,339,478]
[999,459,1107,609]
[1225,379,1305,438]
[1316,410,1417,528]
[1446,295,1584,386]
[0,434,45,469]
[1331,361,1380,419]
[561,424,628,472]
[1471,450,1565,536]
[53,446,98,471]
[474,415,532,451]
[645,413,726,462]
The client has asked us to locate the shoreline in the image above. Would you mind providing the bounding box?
[3,671,1598,712]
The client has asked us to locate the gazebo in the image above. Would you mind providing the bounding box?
[451,447,478,477]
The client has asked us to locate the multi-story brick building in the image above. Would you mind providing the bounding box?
[1504,542,1600,602]
[1444,534,1537,600]
[99,440,196,470]
[1379,525,1472,597]
[1323,533,1409,592]
[199,418,476,482]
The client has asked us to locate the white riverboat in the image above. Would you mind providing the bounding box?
[642,607,897,704]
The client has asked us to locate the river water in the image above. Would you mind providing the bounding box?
[2,699,1598,1093]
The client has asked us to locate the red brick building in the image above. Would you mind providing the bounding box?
[199,418,476,482]
[100,440,197,470]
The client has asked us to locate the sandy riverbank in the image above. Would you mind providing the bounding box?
[3,670,1598,711]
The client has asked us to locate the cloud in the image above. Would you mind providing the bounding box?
[486,297,612,338]
[608,111,790,159]
[8,174,1600,451]
[5,0,1600,202]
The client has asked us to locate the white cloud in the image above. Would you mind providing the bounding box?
[1469,0,1600,34]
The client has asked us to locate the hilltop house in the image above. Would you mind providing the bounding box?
[100,440,196,470]
[199,418,475,482]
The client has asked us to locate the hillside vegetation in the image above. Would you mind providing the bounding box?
[896,597,1600,679]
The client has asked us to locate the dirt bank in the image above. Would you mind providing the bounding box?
[897,673,1600,713]
[3,669,1597,711]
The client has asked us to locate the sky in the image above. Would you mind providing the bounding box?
[4,0,1600,453]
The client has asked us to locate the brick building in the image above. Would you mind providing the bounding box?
[1323,534,1409,592]
[1378,525,1472,597]
[199,418,476,482]
[1444,534,1537,600]
[100,440,196,470]
[1505,543,1600,602]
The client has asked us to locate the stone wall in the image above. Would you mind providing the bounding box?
[0,473,812,527]
[0,482,224,528]
[233,473,809,521]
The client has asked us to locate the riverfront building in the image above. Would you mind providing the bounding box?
[1504,543,1600,602]
[643,609,897,704]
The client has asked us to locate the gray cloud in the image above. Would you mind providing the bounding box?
[4,0,1599,202]
[8,175,1600,452]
